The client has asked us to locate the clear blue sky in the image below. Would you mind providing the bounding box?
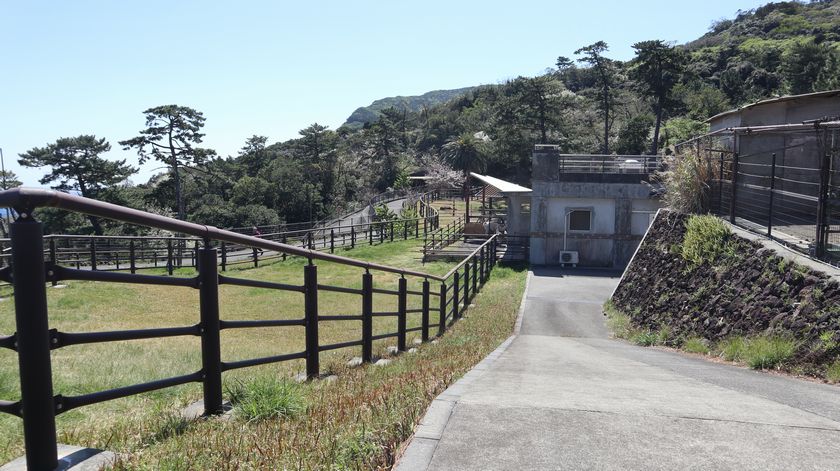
[2,0,770,186]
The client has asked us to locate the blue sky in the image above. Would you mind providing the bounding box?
[2,0,771,185]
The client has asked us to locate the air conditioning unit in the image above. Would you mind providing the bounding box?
[559,250,579,267]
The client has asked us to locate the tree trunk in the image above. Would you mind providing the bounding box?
[651,98,663,155]
[173,161,185,220]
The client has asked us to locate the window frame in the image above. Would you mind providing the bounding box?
[567,208,593,232]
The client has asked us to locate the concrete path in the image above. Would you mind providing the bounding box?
[396,267,840,471]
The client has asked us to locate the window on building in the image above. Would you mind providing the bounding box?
[520,202,531,214]
[568,209,592,231]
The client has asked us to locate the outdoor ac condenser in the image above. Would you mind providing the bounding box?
[558,250,579,267]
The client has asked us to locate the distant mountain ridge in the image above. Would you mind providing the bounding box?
[343,86,480,127]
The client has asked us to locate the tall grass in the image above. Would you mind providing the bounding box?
[658,150,718,213]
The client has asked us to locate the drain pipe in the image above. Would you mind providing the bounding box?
[563,210,570,251]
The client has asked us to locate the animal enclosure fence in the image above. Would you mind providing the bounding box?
[0,188,499,470]
[675,121,840,265]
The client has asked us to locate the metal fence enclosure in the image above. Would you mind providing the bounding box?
[675,121,840,265]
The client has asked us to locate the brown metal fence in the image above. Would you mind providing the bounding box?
[0,187,502,470]
[675,121,840,265]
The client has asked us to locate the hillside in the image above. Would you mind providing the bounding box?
[343,86,480,128]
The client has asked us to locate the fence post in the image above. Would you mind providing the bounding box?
[462,262,470,309]
[90,237,97,271]
[304,260,320,378]
[718,153,725,215]
[10,214,58,470]
[479,246,485,286]
[167,239,174,275]
[351,226,355,249]
[129,240,136,274]
[403,221,408,240]
[308,232,314,250]
[220,242,227,271]
[730,151,739,224]
[390,221,394,242]
[198,242,223,415]
[281,235,287,261]
[397,277,407,351]
[369,224,373,246]
[252,247,259,268]
[767,153,777,237]
[453,271,461,320]
[438,283,447,335]
[362,270,373,363]
[422,279,430,342]
[48,238,58,287]
[330,229,335,254]
[472,253,478,294]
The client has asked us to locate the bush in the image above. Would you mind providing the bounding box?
[226,377,307,422]
[681,215,736,266]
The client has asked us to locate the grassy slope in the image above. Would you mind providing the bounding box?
[0,238,527,469]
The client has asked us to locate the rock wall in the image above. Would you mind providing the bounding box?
[611,210,840,370]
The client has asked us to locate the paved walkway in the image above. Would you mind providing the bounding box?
[396,267,840,470]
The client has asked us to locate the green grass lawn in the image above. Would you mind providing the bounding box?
[0,239,527,468]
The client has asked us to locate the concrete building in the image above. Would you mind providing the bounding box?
[528,148,662,268]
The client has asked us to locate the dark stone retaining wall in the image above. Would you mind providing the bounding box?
[611,210,840,370]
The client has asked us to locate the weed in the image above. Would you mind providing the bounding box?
[655,326,672,345]
[681,215,736,266]
[826,359,840,383]
[683,337,710,354]
[744,337,798,370]
[632,331,658,346]
[334,427,381,469]
[718,337,747,362]
[226,377,307,422]
[603,301,633,339]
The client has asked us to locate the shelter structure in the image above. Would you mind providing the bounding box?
[528,146,663,268]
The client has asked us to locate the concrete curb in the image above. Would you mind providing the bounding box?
[394,273,530,471]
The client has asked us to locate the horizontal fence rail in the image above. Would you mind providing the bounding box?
[0,187,501,470]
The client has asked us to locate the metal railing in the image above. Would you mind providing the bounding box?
[533,147,662,175]
[675,121,840,265]
[423,216,465,258]
[0,187,498,470]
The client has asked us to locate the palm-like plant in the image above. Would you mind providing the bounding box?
[442,132,487,221]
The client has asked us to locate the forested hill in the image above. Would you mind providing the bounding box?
[682,0,840,102]
[343,87,480,128]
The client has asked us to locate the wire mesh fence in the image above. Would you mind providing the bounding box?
[675,121,840,265]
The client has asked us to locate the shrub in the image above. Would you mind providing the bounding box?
[683,337,710,354]
[744,337,797,370]
[658,149,716,213]
[681,215,736,266]
[226,377,307,422]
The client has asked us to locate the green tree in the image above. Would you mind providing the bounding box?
[0,170,22,189]
[575,41,618,154]
[629,40,687,154]
[18,135,136,234]
[442,132,487,220]
[120,105,216,220]
[239,135,269,177]
[781,38,831,94]
[616,114,654,155]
